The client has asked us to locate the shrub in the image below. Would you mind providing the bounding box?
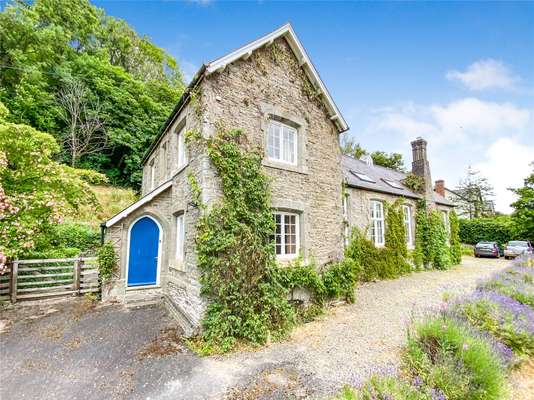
[403,316,508,400]
[26,222,100,259]
[459,216,515,246]
[449,291,534,357]
[97,241,117,281]
[321,258,359,303]
[345,200,412,281]
[336,376,430,400]
[190,128,294,352]
[449,211,462,265]
[413,202,451,270]
[480,267,534,308]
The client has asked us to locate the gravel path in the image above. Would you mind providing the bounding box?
[1,256,509,400]
[154,256,509,400]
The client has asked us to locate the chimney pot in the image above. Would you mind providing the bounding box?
[435,180,445,197]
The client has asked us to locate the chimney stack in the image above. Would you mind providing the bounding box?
[434,180,445,197]
[411,137,433,202]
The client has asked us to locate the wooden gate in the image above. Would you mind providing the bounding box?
[1,257,100,303]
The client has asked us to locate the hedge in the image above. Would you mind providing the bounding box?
[459,216,515,246]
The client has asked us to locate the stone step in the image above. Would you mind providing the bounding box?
[124,289,163,308]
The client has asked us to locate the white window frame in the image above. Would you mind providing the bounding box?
[267,120,298,165]
[177,126,187,169]
[403,205,413,247]
[273,212,299,259]
[370,200,385,246]
[175,213,185,261]
[442,211,450,241]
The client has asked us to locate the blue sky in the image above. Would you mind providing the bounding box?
[97,1,533,211]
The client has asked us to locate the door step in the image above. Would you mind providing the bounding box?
[124,288,163,309]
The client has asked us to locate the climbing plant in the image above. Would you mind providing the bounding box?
[413,201,452,270]
[190,128,294,353]
[97,241,118,281]
[449,210,462,265]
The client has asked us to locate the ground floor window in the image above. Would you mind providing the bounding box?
[175,213,185,261]
[370,200,385,246]
[273,212,299,258]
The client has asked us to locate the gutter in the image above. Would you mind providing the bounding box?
[141,65,207,166]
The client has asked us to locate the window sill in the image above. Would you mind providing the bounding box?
[262,159,308,175]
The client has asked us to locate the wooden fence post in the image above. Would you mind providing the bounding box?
[73,258,82,296]
[10,260,18,303]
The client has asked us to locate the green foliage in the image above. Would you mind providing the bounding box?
[97,241,118,281]
[341,136,405,171]
[452,298,534,357]
[427,211,451,270]
[403,317,508,400]
[385,199,410,272]
[26,222,99,259]
[191,128,294,353]
[403,173,426,194]
[459,216,515,246]
[413,201,451,270]
[449,211,462,265]
[0,102,101,258]
[279,258,359,309]
[335,377,430,400]
[345,200,411,282]
[0,0,184,187]
[510,164,534,243]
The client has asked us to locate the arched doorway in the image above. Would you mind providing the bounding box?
[127,216,161,287]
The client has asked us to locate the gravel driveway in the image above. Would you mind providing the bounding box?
[0,256,508,400]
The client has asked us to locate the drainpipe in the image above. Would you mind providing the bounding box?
[100,223,106,246]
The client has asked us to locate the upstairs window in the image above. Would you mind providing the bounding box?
[403,205,413,246]
[273,212,299,258]
[370,200,384,246]
[176,126,187,168]
[267,121,297,165]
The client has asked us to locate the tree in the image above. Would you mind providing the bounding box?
[0,101,104,260]
[58,79,107,167]
[0,0,184,187]
[510,163,534,242]
[340,136,405,171]
[455,166,495,219]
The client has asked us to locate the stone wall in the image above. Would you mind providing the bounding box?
[201,37,345,266]
[346,188,418,248]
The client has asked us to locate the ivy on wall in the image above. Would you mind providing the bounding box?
[413,200,455,270]
[189,128,294,353]
[449,210,462,265]
[346,199,411,281]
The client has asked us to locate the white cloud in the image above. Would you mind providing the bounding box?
[474,138,534,213]
[431,98,530,138]
[179,60,199,85]
[347,98,533,213]
[446,59,520,91]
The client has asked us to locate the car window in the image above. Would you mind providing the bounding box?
[509,241,527,247]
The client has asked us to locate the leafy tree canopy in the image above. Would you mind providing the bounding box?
[510,163,534,242]
[0,101,104,259]
[0,0,184,187]
[455,166,495,219]
[341,136,406,172]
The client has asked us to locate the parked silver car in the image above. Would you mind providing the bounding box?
[503,241,533,259]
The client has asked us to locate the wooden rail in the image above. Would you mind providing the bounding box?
[0,257,99,303]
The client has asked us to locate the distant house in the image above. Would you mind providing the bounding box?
[103,24,454,334]
[434,181,495,219]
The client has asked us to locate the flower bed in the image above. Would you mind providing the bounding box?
[336,259,534,400]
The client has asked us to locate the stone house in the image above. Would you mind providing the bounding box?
[103,24,454,334]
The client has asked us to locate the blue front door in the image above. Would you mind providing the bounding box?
[128,216,160,286]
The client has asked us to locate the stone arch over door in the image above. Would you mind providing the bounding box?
[126,215,162,287]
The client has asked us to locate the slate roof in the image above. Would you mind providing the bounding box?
[342,155,455,207]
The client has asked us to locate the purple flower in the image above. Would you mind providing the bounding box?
[430,388,447,400]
